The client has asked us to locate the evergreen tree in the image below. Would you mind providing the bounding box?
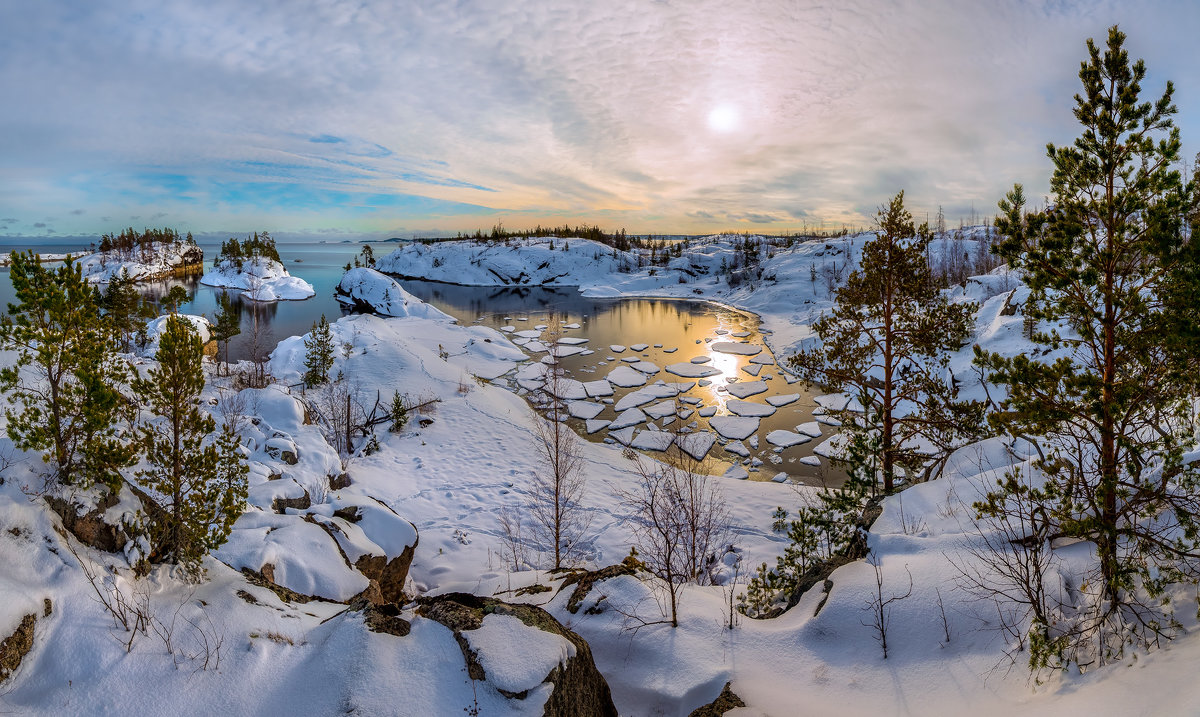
[789,192,978,492]
[0,252,134,490]
[389,390,408,432]
[133,315,246,573]
[975,27,1200,666]
[100,270,152,352]
[303,315,335,387]
[210,291,241,376]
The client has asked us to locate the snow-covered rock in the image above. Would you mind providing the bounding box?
[336,268,452,319]
[76,240,204,283]
[202,255,315,301]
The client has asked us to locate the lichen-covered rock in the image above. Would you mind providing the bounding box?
[0,614,35,683]
[555,555,644,614]
[688,682,747,716]
[417,593,617,717]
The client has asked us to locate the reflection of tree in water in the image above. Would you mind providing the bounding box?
[136,276,202,307]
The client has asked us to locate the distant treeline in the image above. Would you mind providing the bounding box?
[437,223,641,251]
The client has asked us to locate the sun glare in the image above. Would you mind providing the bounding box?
[706,103,740,133]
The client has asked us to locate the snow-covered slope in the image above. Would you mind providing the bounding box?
[201,256,315,301]
[375,237,637,285]
[75,241,204,283]
[335,267,454,320]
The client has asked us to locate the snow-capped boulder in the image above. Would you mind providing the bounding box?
[416,592,617,715]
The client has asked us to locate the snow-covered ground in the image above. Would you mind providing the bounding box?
[2,232,1198,715]
[75,241,205,283]
[201,255,315,301]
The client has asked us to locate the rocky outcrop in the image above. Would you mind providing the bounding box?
[46,493,129,554]
[0,614,36,683]
[271,489,312,514]
[688,682,746,717]
[555,554,644,614]
[417,593,617,717]
[354,541,416,605]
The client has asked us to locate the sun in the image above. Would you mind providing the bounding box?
[706,104,740,133]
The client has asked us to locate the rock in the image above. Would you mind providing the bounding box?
[0,614,35,683]
[46,493,128,553]
[356,600,412,637]
[265,436,299,465]
[333,505,362,523]
[354,536,417,605]
[688,681,747,716]
[417,593,617,717]
[328,473,352,490]
[241,565,320,604]
[555,555,643,614]
[271,489,311,514]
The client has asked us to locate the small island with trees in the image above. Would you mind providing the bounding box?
[200,231,315,302]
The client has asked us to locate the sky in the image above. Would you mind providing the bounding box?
[2,0,1199,242]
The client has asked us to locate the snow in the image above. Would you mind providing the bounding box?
[336,268,454,319]
[465,614,575,695]
[630,343,649,352]
[76,240,204,283]
[766,393,801,406]
[710,341,762,356]
[629,361,660,374]
[726,381,768,398]
[583,380,614,397]
[677,432,717,460]
[203,255,316,301]
[10,231,1200,717]
[796,421,823,437]
[665,362,722,378]
[709,416,760,440]
[584,419,611,434]
[567,401,605,420]
[608,407,648,430]
[631,430,674,452]
[726,399,776,417]
[643,400,677,419]
[607,365,648,387]
[609,344,626,352]
[764,430,811,448]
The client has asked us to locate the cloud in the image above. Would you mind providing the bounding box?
[70,208,85,215]
[1,1,1198,233]
[32,222,45,228]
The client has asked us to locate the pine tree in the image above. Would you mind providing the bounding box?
[100,270,151,352]
[789,192,978,492]
[0,252,134,490]
[975,26,1200,666]
[389,390,408,432]
[133,315,246,573]
[210,291,241,376]
[303,315,335,387]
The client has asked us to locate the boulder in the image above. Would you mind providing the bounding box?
[417,593,617,717]
[46,493,127,553]
[688,682,746,716]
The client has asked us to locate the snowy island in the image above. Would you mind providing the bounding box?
[75,228,205,283]
[200,232,315,301]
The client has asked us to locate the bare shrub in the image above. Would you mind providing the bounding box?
[862,549,912,659]
[619,453,731,627]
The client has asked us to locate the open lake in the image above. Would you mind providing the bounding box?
[0,239,836,483]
